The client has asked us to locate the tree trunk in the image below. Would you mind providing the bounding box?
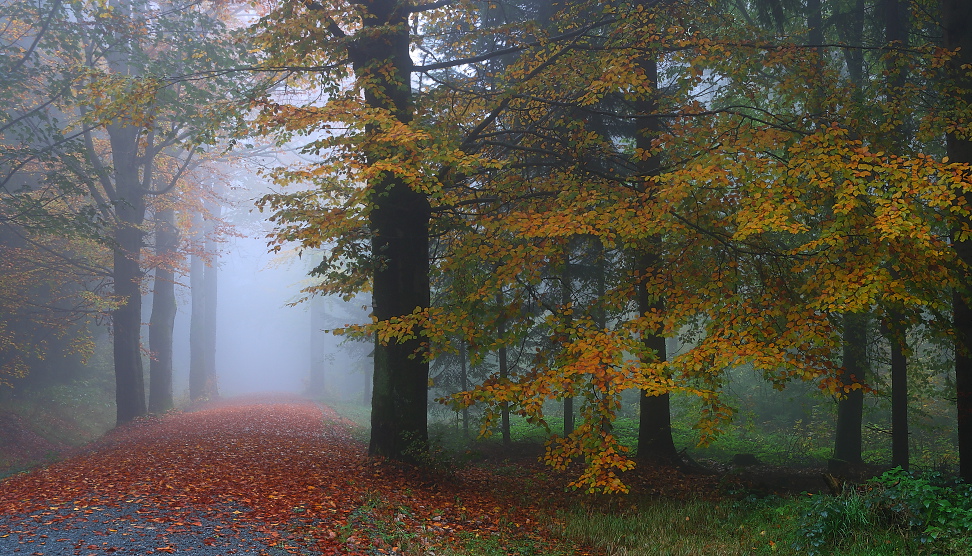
[358,0,431,460]
[946,0,972,482]
[203,202,219,398]
[632,37,677,464]
[561,247,574,436]
[309,296,327,397]
[834,311,867,464]
[887,316,908,469]
[497,290,511,447]
[148,206,177,413]
[883,0,910,471]
[189,213,207,401]
[109,125,147,425]
[460,337,470,438]
[189,208,218,401]
[112,225,146,424]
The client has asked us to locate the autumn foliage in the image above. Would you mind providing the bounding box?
[0,400,576,555]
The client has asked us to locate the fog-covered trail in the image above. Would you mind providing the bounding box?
[0,397,560,555]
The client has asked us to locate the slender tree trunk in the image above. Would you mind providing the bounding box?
[148,206,177,413]
[359,0,431,460]
[945,0,972,482]
[561,246,574,436]
[460,337,470,438]
[884,0,910,471]
[203,202,219,398]
[189,206,219,401]
[834,311,867,464]
[309,296,327,397]
[887,316,909,469]
[189,213,207,401]
[497,290,511,447]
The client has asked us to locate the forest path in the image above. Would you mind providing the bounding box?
[0,397,555,555]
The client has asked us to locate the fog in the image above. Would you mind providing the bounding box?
[168,177,371,402]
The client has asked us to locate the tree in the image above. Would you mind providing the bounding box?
[944,0,972,482]
[255,0,972,492]
[148,204,178,413]
[66,0,255,423]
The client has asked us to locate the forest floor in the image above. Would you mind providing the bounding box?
[0,396,614,555]
[5,395,911,556]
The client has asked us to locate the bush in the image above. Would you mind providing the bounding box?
[869,467,972,543]
[796,468,972,555]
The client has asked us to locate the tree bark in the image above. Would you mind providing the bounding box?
[632,36,677,464]
[459,337,470,438]
[497,290,511,447]
[944,0,972,482]
[148,206,177,413]
[883,0,910,471]
[834,311,867,464]
[109,124,147,425]
[357,0,431,460]
[887,316,909,469]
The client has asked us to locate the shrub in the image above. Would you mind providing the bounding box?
[796,467,972,555]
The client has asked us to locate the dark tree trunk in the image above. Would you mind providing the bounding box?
[561,247,574,436]
[636,268,677,464]
[460,338,470,438]
[887,316,909,469]
[883,0,910,471]
[356,0,431,460]
[944,0,972,482]
[632,39,677,464]
[945,0,972,482]
[497,291,511,447]
[112,225,146,424]
[834,311,867,464]
[109,125,147,425]
[148,207,177,413]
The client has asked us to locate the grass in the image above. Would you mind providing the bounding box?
[321,400,970,556]
[553,495,928,555]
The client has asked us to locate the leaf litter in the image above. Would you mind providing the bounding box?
[0,397,581,555]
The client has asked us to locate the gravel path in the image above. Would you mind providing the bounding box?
[0,502,323,555]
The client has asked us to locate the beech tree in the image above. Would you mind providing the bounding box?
[256,0,972,491]
[0,0,258,422]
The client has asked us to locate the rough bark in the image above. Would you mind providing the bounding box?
[359,0,431,460]
[148,207,177,414]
